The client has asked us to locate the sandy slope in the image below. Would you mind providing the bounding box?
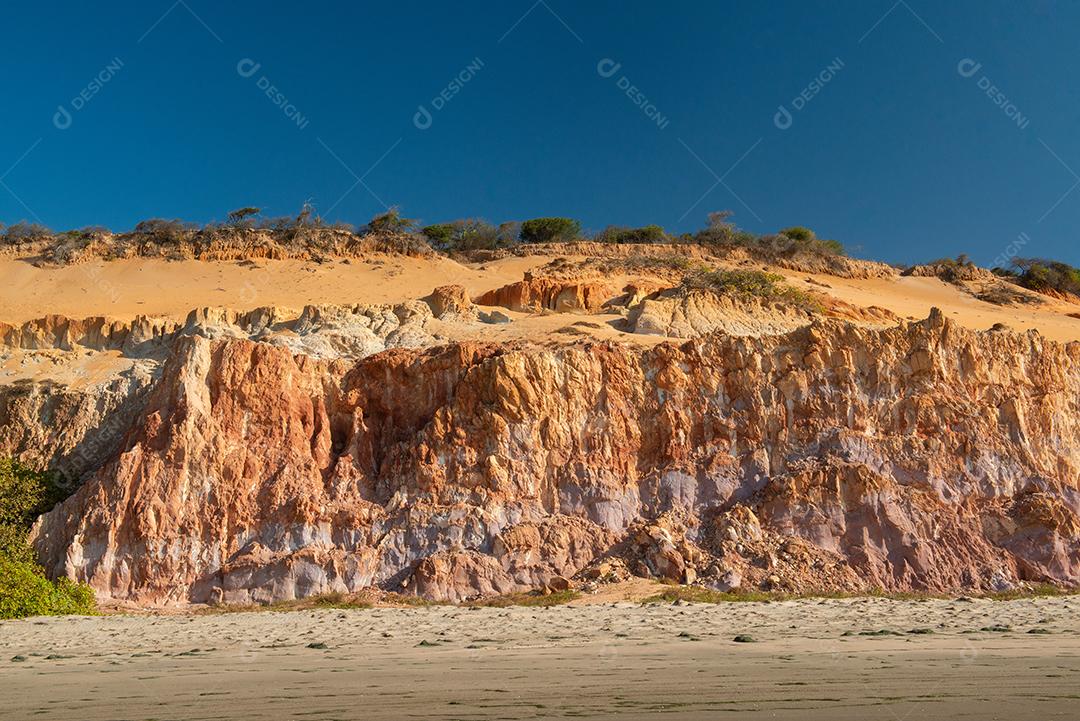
[2,596,1078,720]
[784,271,1080,342]
[0,255,544,324]
[3,252,1080,342]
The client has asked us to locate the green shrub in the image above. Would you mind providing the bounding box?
[0,524,35,565]
[777,226,845,256]
[778,226,814,243]
[519,217,581,244]
[691,213,844,257]
[0,559,95,619]
[421,223,455,247]
[684,268,783,295]
[364,207,418,235]
[0,459,95,619]
[594,224,669,244]
[422,219,516,251]
[816,238,846,255]
[691,211,740,246]
[1005,258,1080,297]
[0,458,67,531]
[683,268,822,311]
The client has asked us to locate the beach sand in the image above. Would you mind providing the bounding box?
[3,594,1078,720]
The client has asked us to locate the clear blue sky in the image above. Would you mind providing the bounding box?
[2,0,1077,265]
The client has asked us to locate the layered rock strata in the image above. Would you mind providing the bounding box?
[27,310,1080,604]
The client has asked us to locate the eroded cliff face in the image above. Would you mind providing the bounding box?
[0,365,157,480]
[28,309,1080,604]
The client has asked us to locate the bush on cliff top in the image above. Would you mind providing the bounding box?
[689,211,846,258]
[997,258,1080,298]
[519,217,581,244]
[422,219,519,251]
[0,459,95,619]
[682,268,822,312]
[1,221,53,245]
[593,224,669,244]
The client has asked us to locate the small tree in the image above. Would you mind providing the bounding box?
[693,211,741,246]
[227,207,261,228]
[519,217,581,243]
[456,220,498,250]
[366,207,417,235]
[295,201,320,229]
[496,221,521,247]
[777,226,845,256]
[421,223,455,247]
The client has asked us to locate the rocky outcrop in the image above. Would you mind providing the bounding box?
[0,315,178,354]
[0,364,157,481]
[626,288,814,337]
[29,310,1080,604]
[0,300,450,361]
[475,274,613,313]
[422,284,478,322]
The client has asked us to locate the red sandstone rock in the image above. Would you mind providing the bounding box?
[28,309,1080,604]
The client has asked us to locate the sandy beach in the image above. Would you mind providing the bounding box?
[2,595,1078,721]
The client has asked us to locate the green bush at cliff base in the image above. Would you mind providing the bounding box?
[0,458,96,619]
[0,558,96,619]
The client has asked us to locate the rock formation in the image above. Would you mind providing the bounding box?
[474,274,613,313]
[24,308,1080,604]
[626,288,814,337]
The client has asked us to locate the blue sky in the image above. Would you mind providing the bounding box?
[1,0,1077,265]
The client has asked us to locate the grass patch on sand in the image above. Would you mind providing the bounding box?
[642,583,1079,605]
[644,586,777,604]
[976,584,1075,601]
[201,591,455,613]
[197,592,375,614]
[467,590,581,608]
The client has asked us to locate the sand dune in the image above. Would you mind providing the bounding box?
[3,252,1080,342]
